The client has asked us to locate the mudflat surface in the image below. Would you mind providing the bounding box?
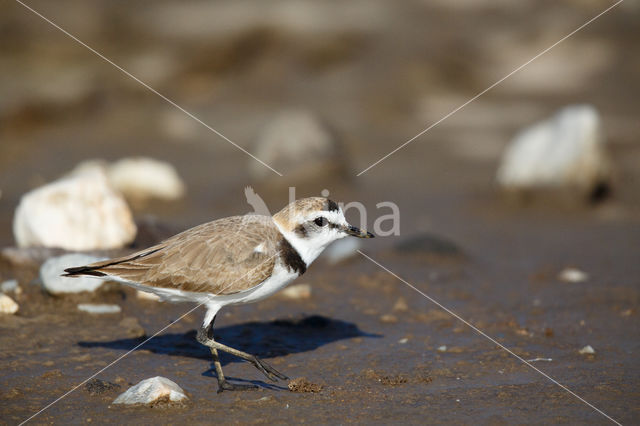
[1,1,639,425]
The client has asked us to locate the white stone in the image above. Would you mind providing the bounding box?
[279,283,312,300]
[13,169,136,250]
[40,254,106,294]
[108,157,185,202]
[437,345,447,352]
[558,268,589,283]
[0,294,19,314]
[113,377,188,405]
[578,345,595,355]
[250,110,341,179]
[496,105,611,194]
[323,238,361,264]
[77,303,122,314]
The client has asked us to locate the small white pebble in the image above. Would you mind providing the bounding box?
[437,345,447,352]
[77,303,121,314]
[579,345,595,355]
[398,338,409,344]
[279,283,312,300]
[136,290,161,301]
[558,268,588,283]
[0,294,19,314]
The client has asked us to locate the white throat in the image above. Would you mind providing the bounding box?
[273,219,337,267]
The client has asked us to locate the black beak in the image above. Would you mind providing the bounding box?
[342,224,375,238]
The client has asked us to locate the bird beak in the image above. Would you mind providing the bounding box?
[342,224,375,238]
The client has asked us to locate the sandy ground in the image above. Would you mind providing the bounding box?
[1,0,639,424]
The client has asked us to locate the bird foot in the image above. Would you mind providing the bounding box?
[217,380,260,393]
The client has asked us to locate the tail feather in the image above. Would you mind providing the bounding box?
[61,246,164,278]
[63,266,107,277]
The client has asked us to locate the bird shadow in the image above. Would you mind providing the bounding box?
[79,315,380,367]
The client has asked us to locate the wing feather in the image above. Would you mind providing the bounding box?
[79,215,280,295]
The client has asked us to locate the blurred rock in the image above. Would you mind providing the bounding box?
[323,238,361,264]
[40,254,106,295]
[379,314,398,324]
[280,283,312,300]
[0,294,19,315]
[1,247,66,268]
[119,317,146,338]
[558,268,588,283]
[250,110,346,180]
[113,377,188,405]
[13,169,137,250]
[108,157,185,203]
[1,279,18,293]
[392,297,409,313]
[72,157,185,204]
[395,232,463,258]
[578,345,595,355]
[496,105,612,200]
[77,304,122,314]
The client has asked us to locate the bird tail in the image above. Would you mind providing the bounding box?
[62,265,107,277]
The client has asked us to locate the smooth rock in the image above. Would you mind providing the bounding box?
[113,377,188,405]
[496,105,612,197]
[108,157,185,202]
[437,345,447,352]
[280,284,312,300]
[323,238,361,264]
[0,294,19,314]
[40,254,106,294]
[77,304,121,314]
[250,110,344,179]
[13,169,137,250]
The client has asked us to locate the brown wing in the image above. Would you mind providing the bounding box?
[70,215,280,295]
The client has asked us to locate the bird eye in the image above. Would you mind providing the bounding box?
[314,217,328,227]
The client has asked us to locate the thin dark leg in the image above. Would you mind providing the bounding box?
[196,317,287,391]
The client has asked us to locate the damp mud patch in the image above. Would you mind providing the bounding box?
[288,377,323,393]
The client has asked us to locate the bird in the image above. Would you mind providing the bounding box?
[64,197,374,392]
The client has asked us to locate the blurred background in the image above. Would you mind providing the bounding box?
[1,0,639,423]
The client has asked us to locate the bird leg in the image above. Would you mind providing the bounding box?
[196,318,288,392]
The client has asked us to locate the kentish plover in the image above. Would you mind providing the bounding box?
[64,197,373,391]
